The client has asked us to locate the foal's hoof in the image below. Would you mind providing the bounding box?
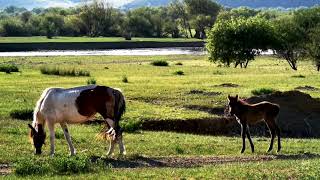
[240,149,245,154]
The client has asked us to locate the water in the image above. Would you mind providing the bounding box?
[0,47,206,57]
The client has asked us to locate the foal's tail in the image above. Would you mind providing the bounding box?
[114,88,126,122]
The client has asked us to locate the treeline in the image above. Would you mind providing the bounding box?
[207,6,320,71]
[0,0,221,39]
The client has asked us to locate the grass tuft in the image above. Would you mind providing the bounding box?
[87,77,97,85]
[151,60,169,66]
[122,75,129,83]
[15,158,49,176]
[174,70,185,76]
[52,156,92,174]
[175,62,183,66]
[121,120,142,133]
[9,109,33,120]
[40,66,90,77]
[251,88,276,96]
[292,74,306,78]
[0,63,19,74]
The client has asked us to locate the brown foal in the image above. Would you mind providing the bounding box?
[228,95,281,153]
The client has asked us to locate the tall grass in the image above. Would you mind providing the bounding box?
[40,66,90,77]
[0,63,19,73]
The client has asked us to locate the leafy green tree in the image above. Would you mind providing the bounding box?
[169,0,191,38]
[305,26,320,71]
[273,15,304,70]
[207,17,274,68]
[0,18,28,36]
[42,13,64,38]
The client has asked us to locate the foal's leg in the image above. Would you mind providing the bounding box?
[266,119,276,152]
[240,123,247,153]
[48,122,55,156]
[60,123,76,156]
[275,123,281,152]
[105,118,117,156]
[246,125,254,153]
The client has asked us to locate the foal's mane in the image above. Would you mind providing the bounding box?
[238,98,250,106]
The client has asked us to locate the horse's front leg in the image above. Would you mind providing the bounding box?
[60,123,76,156]
[48,123,55,156]
[240,122,247,153]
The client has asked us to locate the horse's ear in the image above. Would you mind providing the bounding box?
[28,124,37,133]
[235,95,238,100]
[228,95,231,100]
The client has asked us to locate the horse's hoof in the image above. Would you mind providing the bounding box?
[241,149,245,153]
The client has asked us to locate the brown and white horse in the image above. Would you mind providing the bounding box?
[28,85,126,156]
[228,95,281,153]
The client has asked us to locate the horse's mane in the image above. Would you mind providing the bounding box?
[238,99,250,106]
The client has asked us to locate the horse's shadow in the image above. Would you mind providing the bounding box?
[90,152,320,169]
[90,155,166,168]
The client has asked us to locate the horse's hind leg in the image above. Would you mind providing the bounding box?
[266,118,277,152]
[117,129,126,155]
[275,123,281,152]
[60,123,76,156]
[246,125,254,153]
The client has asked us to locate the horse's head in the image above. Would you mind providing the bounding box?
[28,124,46,155]
[227,95,239,116]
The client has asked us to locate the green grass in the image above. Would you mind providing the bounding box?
[0,36,203,43]
[0,55,320,178]
[251,88,277,96]
[40,66,90,77]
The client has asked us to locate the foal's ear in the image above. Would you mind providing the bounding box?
[235,95,239,100]
[28,124,37,133]
[228,95,231,100]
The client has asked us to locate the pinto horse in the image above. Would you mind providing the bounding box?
[28,85,126,156]
[227,95,281,153]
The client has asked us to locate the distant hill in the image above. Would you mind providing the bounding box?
[0,0,81,9]
[122,0,320,9]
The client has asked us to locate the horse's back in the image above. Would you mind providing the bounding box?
[253,101,280,117]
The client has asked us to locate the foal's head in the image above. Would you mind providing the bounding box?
[28,124,46,154]
[227,95,240,116]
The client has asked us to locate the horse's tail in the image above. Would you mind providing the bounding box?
[269,103,280,118]
[114,88,126,122]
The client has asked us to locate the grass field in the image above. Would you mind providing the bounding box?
[1,55,320,178]
[0,36,203,43]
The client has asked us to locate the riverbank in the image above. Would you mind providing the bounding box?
[0,41,205,52]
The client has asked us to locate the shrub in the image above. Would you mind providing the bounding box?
[9,109,33,120]
[173,70,184,75]
[87,78,97,85]
[40,66,90,77]
[175,62,183,65]
[15,158,49,176]
[52,156,92,174]
[151,60,169,66]
[122,75,128,83]
[251,88,276,96]
[175,146,184,154]
[0,64,19,74]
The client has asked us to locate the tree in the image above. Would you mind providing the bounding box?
[184,0,220,39]
[42,13,64,38]
[305,26,320,71]
[169,0,191,38]
[273,15,304,70]
[207,17,274,68]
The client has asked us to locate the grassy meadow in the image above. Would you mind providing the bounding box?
[1,54,320,179]
[0,36,203,43]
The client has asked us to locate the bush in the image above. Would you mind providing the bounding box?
[0,64,19,74]
[122,75,128,83]
[40,66,90,77]
[52,156,92,174]
[1,18,29,36]
[251,88,276,96]
[173,70,184,75]
[9,109,33,120]
[87,78,97,85]
[151,60,169,66]
[15,158,49,176]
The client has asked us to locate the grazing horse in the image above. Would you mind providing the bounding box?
[28,85,126,156]
[227,95,281,153]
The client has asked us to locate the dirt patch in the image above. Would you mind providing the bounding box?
[295,86,319,91]
[0,164,12,175]
[188,90,222,96]
[214,83,239,88]
[90,153,319,168]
